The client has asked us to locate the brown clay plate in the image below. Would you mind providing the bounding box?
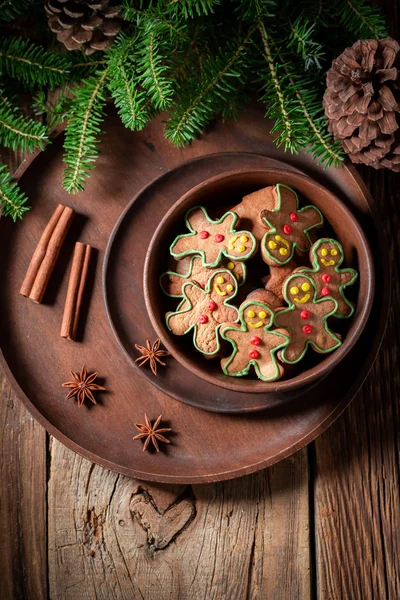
[0,108,389,483]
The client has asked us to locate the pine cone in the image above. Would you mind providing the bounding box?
[45,0,123,55]
[323,38,400,172]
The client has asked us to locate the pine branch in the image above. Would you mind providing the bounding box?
[0,164,30,221]
[257,21,305,152]
[0,91,48,152]
[333,0,388,39]
[63,70,108,194]
[0,0,34,21]
[122,1,190,43]
[165,27,255,147]
[288,16,325,70]
[136,26,175,109]
[107,35,155,131]
[161,0,220,18]
[33,91,73,132]
[0,37,71,90]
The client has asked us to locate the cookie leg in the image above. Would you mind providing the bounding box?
[280,341,306,363]
[317,330,341,352]
[221,351,248,376]
[194,325,219,355]
[256,358,284,381]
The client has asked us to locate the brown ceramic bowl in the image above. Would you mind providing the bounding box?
[144,169,374,394]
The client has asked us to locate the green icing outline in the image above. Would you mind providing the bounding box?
[261,183,324,266]
[297,238,358,319]
[220,300,290,381]
[170,205,257,267]
[275,273,341,364]
[160,255,247,298]
[165,268,239,356]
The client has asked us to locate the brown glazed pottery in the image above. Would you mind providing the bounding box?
[144,168,375,394]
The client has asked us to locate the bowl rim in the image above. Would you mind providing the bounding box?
[144,167,375,394]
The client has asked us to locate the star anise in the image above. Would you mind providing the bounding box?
[133,414,172,452]
[62,365,106,407]
[134,338,170,376]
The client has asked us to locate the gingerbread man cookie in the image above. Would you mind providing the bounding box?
[260,184,323,266]
[298,238,358,318]
[166,270,239,355]
[170,206,257,267]
[274,273,341,363]
[221,300,289,381]
[160,256,246,298]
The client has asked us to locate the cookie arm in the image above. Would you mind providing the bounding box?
[340,269,358,286]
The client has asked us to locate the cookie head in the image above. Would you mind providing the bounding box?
[209,271,237,300]
[285,274,316,307]
[314,239,343,268]
[242,302,273,329]
[264,234,291,262]
[227,233,255,259]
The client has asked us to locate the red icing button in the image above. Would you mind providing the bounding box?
[207,301,217,311]
[300,310,310,320]
[302,324,313,335]
[283,224,292,235]
[250,336,261,346]
[321,287,330,296]
[199,231,209,239]
[249,349,259,359]
[214,234,224,243]
[322,273,331,283]
[289,212,298,222]
[198,314,208,324]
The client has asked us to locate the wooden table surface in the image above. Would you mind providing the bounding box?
[1,5,399,597]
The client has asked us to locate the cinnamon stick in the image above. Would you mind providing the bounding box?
[20,204,75,303]
[61,242,92,341]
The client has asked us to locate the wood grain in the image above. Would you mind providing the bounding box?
[0,376,47,600]
[314,168,400,599]
[48,438,309,600]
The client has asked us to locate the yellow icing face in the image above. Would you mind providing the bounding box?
[318,242,340,267]
[228,234,251,255]
[244,305,270,328]
[288,278,312,304]
[267,234,290,258]
[213,273,235,297]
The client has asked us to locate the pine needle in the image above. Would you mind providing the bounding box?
[63,70,108,194]
[0,90,48,152]
[0,37,70,90]
[0,164,30,221]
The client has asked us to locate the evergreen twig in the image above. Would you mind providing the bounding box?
[0,164,30,221]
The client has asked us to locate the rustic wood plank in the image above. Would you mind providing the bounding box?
[48,438,310,600]
[314,167,400,600]
[0,371,47,600]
